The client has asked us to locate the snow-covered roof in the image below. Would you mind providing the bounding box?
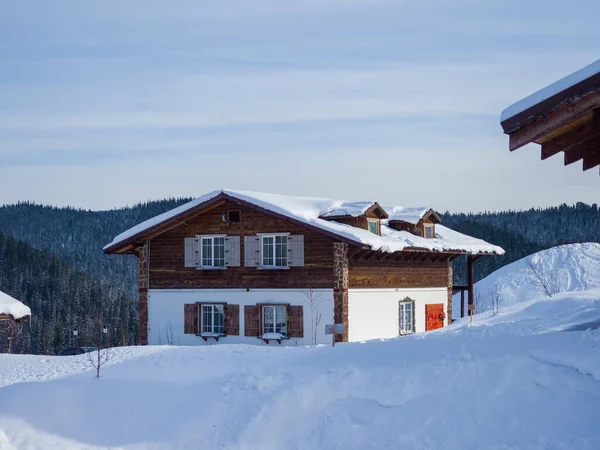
[384,206,431,225]
[104,189,504,255]
[0,290,31,320]
[501,59,600,124]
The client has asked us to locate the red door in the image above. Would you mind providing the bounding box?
[426,304,445,331]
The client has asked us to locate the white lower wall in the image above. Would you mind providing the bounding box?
[148,289,334,346]
[347,288,448,342]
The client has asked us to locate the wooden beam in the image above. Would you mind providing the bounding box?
[564,134,600,165]
[508,91,600,151]
[362,251,377,261]
[541,110,600,160]
[467,255,475,316]
[583,151,600,171]
[461,289,465,318]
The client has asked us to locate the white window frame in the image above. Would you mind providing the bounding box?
[262,304,288,336]
[198,234,227,269]
[200,303,225,335]
[399,300,414,334]
[423,224,434,239]
[258,233,289,269]
[367,219,380,235]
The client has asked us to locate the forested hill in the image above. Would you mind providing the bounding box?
[0,199,597,300]
[0,231,138,354]
[0,198,192,299]
[441,202,599,283]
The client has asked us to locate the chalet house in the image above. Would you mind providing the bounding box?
[104,190,503,346]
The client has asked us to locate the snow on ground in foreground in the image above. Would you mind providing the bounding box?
[2,291,600,449]
[454,243,600,317]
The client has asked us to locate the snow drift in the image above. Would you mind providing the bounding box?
[454,243,600,317]
[2,290,600,449]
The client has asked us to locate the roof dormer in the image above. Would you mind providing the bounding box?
[387,208,441,238]
[320,202,388,235]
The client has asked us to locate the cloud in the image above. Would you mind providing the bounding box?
[0,1,599,210]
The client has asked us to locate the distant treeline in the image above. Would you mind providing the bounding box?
[0,199,597,354]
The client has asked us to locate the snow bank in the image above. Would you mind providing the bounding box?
[0,290,30,320]
[2,291,600,449]
[104,189,504,256]
[454,243,600,317]
[501,58,600,123]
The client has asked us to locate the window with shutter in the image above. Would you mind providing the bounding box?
[198,235,226,268]
[262,304,287,336]
[399,298,416,335]
[258,234,289,268]
[201,304,224,334]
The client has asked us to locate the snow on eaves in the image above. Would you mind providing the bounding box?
[0,290,31,320]
[104,189,504,255]
[501,58,600,124]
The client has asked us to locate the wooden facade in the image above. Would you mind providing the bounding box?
[148,200,336,290]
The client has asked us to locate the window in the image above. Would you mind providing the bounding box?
[262,305,287,336]
[261,234,288,268]
[227,210,241,223]
[424,224,434,239]
[201,304,224,334]
[200,236,225,268]
[399,300,414,334]
[368,219,380,235]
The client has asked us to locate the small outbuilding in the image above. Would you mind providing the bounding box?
[0,289,31,353]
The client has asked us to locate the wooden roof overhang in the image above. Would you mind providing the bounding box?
[348,247,496,263]
[0,313,29,323]
[501,72,600,174]
[104,192,370,255]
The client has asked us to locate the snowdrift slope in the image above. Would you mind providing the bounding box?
[2,292,600,450]
[454,243,600,317]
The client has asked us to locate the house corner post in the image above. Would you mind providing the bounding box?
[467,255,474,317]
[333,242,349,343]
[447,258,453,324]
[138,241,149,345]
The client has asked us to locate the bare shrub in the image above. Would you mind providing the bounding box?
[526,260,561,297]
[303,270,326,345]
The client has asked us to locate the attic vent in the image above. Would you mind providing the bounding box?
[226,210,241,223]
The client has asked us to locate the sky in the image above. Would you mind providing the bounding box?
[1,0,599,213]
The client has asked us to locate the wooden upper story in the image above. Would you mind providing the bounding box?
[105,190,504,290]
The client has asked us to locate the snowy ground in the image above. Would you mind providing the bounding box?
[2,289,600,449]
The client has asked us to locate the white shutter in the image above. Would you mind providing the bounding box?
[184,237,199,268]
[244,236,260,267]
[225,236,241,267]
[288,235,304,267]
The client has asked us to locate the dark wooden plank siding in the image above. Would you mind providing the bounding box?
[149,200,335,289]
[349,258,448,288]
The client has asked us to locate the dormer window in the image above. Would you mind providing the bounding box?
[368,219,380,235]
[423,224,434,239]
